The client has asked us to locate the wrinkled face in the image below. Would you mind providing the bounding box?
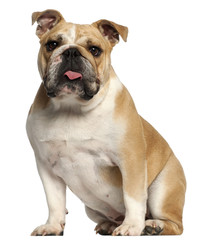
[38,23,113,101]
[33,10,128,102]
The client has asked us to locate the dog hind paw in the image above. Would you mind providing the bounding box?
[95,221,117,235]
[141,219,163,235]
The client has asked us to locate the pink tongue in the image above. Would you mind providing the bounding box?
[64,71,82,80]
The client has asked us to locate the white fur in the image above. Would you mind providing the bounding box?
[123,194,146,224]
[27,76,126,224]
[112,194,146,236]
[66,25,76,44]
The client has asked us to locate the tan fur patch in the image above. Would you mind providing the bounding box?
[100,166,122,188]
[29,83,50,114]
[114,86,147,200]
[140,118,172,186]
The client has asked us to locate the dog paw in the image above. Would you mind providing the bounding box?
[141,220,163,235]
[95,221,117,235]
[112,223,144,236]
[31,222,65,236]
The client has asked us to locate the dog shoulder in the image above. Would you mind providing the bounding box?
[114,84,140,131]
[28,83,50,115]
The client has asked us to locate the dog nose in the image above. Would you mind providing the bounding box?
[63,48,81,58]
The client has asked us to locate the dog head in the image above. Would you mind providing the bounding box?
[32,9,128,102]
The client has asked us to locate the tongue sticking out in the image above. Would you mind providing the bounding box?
[64,71,82,80]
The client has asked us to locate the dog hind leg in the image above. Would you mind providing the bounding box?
[143,153,186,235]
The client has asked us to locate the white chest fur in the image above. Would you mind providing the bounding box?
[30,108,118,168]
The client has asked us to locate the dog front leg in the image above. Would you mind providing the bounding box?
[113,139,147,236]
[31,160,66,236]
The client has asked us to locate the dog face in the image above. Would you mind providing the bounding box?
[32,10,128,101]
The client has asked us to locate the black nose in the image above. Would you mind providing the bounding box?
[63,48,81,58]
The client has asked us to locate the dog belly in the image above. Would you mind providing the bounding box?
[39,139,125,221]
[64,170,125,222]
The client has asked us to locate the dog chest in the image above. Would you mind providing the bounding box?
[27,109,126,217]
[27,107,121,179]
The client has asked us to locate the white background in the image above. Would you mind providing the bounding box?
[0,0,200,239]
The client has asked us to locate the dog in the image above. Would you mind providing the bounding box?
[27,9,186,236]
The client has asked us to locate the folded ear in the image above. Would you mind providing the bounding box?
[92,19,128,46]
[32,9,64,38]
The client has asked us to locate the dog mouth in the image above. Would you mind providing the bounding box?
[44,48,100,100]
[45,70,100,100]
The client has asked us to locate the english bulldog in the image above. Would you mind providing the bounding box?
[27,9,186,236]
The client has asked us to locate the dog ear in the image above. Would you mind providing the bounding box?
[32,9,64,38]
[93,19,128,46]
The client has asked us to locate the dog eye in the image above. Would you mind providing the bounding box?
[89,46,102,57]
[46,41,59,51]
